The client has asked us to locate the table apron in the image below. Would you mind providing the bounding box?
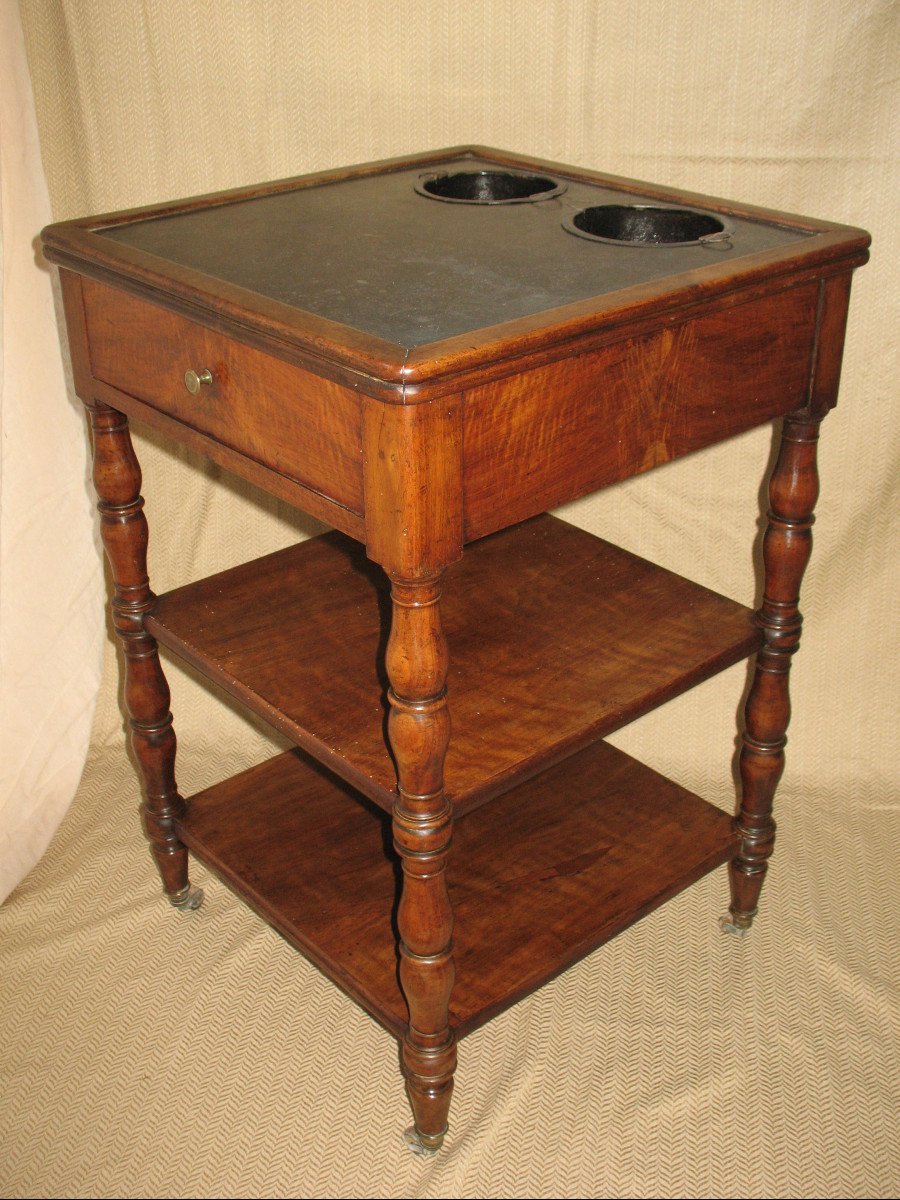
[80,277,365,515]
[461,281,820,541]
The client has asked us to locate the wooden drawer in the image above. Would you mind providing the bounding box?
[462,283,819,541]
[81,278,363,513]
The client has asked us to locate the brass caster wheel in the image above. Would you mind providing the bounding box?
[402,1124,445,1156]
[719,911,752,937]
[168,884,204,912]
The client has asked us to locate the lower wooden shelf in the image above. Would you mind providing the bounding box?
[178,739,738,1040]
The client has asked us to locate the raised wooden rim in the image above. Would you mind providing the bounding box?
[41,145,870,401]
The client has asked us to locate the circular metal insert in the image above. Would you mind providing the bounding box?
[563,204,730,247]
[415,170,566,205]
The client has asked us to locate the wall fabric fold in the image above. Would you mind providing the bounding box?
[0,0,103,902]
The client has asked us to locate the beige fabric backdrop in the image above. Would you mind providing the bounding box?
[6,1,898,1196]
[0,0,102,902]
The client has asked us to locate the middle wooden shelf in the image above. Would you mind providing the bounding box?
[145,513,762,816]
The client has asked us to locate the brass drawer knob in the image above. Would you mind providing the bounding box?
[184,368,213,394]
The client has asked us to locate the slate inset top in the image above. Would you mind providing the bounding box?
[42,147,869,387]
[97,156,810,348]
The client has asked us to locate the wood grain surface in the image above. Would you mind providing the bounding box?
[145,514,763,815]
[178,739,739,1039]
[462,284,819,538]
[82,277,364,513]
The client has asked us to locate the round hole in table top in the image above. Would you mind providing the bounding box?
[563,204,729,246]
[415,170,566,204]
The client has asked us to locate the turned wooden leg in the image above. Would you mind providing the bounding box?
[386,574,456,1154]
[722,412,821,935]
[88,402,202,911]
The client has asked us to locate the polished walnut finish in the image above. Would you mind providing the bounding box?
[387,575,457,1149]
[87,402,201,911]
[142,517,763,815]
[42,146,869,1152]
[724,413,821,933]
[177,740,738,1038]
[84,277,364,516]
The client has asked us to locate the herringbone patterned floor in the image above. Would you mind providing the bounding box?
[2,741,896,1198]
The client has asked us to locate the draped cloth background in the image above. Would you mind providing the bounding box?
[3,1,897,1197]
[0,1,102,903]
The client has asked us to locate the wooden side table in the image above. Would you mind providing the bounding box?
[42,147,869,1152]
